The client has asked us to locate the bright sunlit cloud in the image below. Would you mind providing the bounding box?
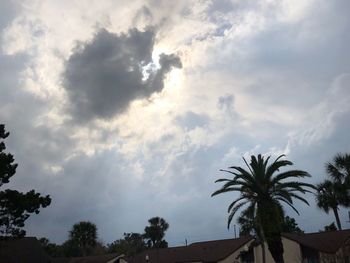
[0,0,349,245]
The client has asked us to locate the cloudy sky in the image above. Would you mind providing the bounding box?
[1,0,350,246]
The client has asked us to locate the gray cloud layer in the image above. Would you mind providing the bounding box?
[1,0,350,246]
[63,28,182,122]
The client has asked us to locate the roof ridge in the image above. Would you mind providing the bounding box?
[283,228,350,236]
[189,235,253,246]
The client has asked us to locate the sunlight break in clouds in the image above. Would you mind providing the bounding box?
[0,0,350,244]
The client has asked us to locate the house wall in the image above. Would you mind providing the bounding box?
[320,246,350,263]
[319,252,337,263]
[218,240,254,263]
[254,237,301,263]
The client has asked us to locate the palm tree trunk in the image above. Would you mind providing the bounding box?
[266,236,284,263]
[258,203,285,263]
[332,207,342,230]
[257,223,266,263]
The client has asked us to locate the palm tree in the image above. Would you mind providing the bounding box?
[144,217,169,248]
[316,180,344,230]
[238,206,267,263]
[212,154,313,263]
[326,153,350,206]
[326,153,350,184]
[315,153,350,230]
[69,221,97,256]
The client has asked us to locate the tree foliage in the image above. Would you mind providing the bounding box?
[281,216,303,234]
[144,217,169,248]
[323,222,337,232]
[212,154,313,263]
[69,221,98,256]
[326,153,350,186]
[239,214,303,237]
[0,124,51,237]
[108,232,146,256]
[316,153,350,231]
[39,237,63,257]
[316,180,344,230]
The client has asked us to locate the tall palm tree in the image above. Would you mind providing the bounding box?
[316,180,343,230]
[212,154,313,263]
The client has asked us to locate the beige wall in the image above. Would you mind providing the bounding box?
[254,237,301,263]
[320,246,350,263]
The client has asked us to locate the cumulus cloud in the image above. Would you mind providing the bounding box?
[63,28,182,122]
[1,0,350,246]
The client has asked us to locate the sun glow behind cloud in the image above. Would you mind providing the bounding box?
[0,0,350,245]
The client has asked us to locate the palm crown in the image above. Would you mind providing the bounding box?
[212,154,313,227]
[212,154,314,263]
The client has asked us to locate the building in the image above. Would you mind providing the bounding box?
[0,237,52,263]
[126,229,350,263]
[52,253,125,263]
[125,236,254,263]
[254,229,350,263]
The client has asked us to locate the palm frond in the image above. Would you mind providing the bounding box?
[271,170,311,185]
[242,156,254,175]
[227,201,249,229]
[211,187,241,197]
[275,197,300,215]
[214,178,232,183]
[227,196,247,213]
[266,155,292,178]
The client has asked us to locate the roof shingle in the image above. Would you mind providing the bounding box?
[283,229,350,254]
[126,236,253,263]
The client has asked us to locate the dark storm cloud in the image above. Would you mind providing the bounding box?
[63,28,182,122]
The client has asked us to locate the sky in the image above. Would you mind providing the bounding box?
[0,0,350,246]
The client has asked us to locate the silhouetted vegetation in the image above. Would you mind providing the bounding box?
[69,221,98,256]
[40,216,169,258]
[107,232,146,256]
[144,216,169,248]
[239,215,303,237]
[0,124,51,237]
[316,153,350,230]
[281,216,304,234]
[323,222,337,232]
[212,154,314,263]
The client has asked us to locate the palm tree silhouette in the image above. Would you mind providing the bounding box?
[316,180,344,230]
[69,221,97,256]
[316,153,350,230]
[212,154,313,263]
[144,217,169,248]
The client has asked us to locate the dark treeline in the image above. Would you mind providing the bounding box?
[0,124,51,237]
[39,216,169,258]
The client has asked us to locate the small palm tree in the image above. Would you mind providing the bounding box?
[212,154,313,263]
[316,153,350,230]
[69,221,97,256]
[316,180,344,230]
[144,217,169,248]
[326,153,350,184]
